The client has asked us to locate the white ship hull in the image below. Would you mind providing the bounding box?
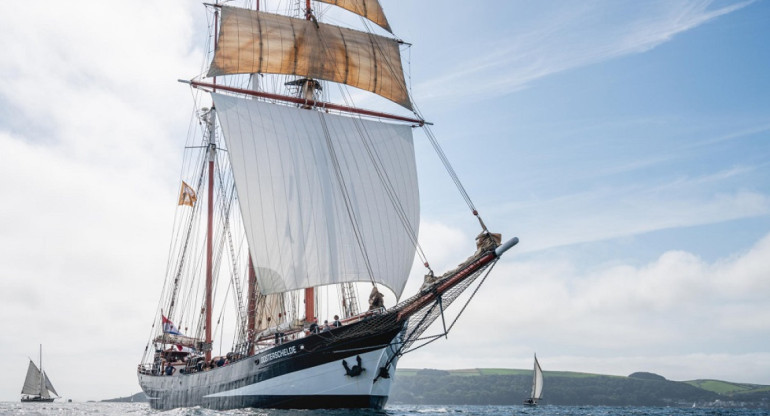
[139,324,403,410]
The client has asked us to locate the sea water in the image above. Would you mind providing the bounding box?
[0,403,767,416]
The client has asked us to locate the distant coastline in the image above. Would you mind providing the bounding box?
[389,368,770,408]
[104,368,770,408]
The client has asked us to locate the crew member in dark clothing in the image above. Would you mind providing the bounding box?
[308,319,319,334]
[369,286,385,310]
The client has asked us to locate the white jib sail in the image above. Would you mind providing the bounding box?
[43,372,58,397]
[213,93,419,299]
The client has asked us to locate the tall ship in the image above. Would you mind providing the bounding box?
[137,0,518,410]
[22,345,59,403]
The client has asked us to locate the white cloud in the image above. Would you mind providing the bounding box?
[401,231,770,385]
[0,0,203,402]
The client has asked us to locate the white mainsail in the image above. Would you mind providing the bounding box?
[21,361,42,396]
[213,93,419,299]
[531,354,544,401]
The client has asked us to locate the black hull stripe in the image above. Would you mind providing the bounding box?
[152,394,388,410]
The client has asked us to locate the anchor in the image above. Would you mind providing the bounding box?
[342,355,365,377]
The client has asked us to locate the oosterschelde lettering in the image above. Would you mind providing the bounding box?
[259,346,297,364]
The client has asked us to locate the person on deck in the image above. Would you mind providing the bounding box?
[332,315,342,327]
[369,286,385,310]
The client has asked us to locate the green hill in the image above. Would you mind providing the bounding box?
[686,379,770,395]
[389,368,770,408]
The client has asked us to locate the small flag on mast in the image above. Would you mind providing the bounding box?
[178,181,197,206]
[161,315,183,335]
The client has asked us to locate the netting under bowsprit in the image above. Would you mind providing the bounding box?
[320,245,500,358]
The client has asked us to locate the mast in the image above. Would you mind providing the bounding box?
[204,1,221,363]
[205,111,215,362]
[39,344,43,397]
[246,0,259,357]
[247,257,257,356]
[303,0,316,326]
[531,354,537,398]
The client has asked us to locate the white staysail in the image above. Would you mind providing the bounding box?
[44,372,58,397]
[213,93,419,299]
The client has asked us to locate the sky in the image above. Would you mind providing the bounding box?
[1,0,769,403]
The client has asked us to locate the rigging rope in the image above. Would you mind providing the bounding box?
[311,32,432,270]
[360,21,489,232]
[322,20,489,269]
[214,157,248,344]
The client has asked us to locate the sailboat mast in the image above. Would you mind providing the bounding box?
[532,353,537,395]
[39,344,43,395]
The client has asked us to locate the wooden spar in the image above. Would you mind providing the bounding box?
[212,7,218,92]
[204,2,220,363]
[247,256,257,356]
[304,0,316,326]
[243,1,257,360]
[187,80,426,125]
[305,287,315,324]
[396,251,497,321]
[205,142,214,362]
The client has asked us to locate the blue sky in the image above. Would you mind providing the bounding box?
[403,0,770,263]
[0,0,768,402]
[393,0,770,384]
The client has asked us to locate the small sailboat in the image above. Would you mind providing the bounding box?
[21,345,59,403]
[523,354,543,406]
